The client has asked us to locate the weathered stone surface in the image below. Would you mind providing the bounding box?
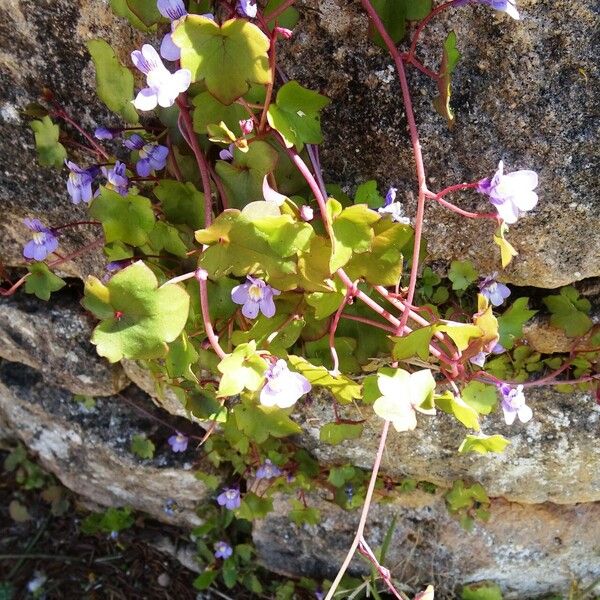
[0,287,128,397]
[296,386,600,504]
[254,490,600,599]
[523,316,597,354]
[0,0,144,280]
[280,0,599,288]
[0,361,214,528]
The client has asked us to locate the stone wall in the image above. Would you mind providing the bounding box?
[0,0,599,598]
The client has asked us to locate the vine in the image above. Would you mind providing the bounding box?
[5,0,599,597]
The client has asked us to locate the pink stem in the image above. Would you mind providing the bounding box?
[407,0,459,58]
[195,270,226,359]
[53,110,110,161]
[0,274,30,297]
[339,313,397,333]
[324,420,391,600]
[266,0,296,22]
[176,97,214,227]
[329,285,356,372]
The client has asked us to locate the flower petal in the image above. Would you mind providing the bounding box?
[133,88,159,111]
[241,300,260,319]
[160,33,181,61]
[231,283,250,305]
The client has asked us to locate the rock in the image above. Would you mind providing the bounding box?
[253,490,600,599]
[523,315,597,354]
[0,286,128,397]
[0,0,144,280]
[296,386,600,504]
[0,360,215,528]
[279,0,599,288]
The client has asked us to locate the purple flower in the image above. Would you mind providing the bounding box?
[231,276,281,319]
[384,186,397,206]
[479,273,511,307]
[256,459,282,480]
[101,161,129,196]
[469,351,488,368]
[237,0,257,18]
[158,0,188,61]
[124,134,169,176]
[260,359,311,409]
[66,160,95,204]
[499,384,532,425]
[131,44,191,111]
[455,0,520,19]
[94,126,116,140]
[214,541,233,559]
[219,144,235,161]
[477,160,538,224]
[23,218,59,261]
[217,488,241,510]
[163,498,177,516]
[167,431,188,453]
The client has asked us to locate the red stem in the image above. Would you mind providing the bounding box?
[0,274,30,297]
[266,0,296,22]
[53,110,110,161]
[195,271,226,359]
[407,0,459,57]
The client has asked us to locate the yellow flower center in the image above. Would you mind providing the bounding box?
[248,284,263,301]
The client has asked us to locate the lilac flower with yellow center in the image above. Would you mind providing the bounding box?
[231,276,280,319]
[499,383,532,425]
[101,161,129,196]
[124,134,169,176]
[260,359,311,409]
[477,160,538,224]
[479,273,511,307]
[214,541,233,559]
[131,44,191,111]
[256,459,282,480]
[23,218,59,261]
[66,160,95,204]
[167,431,188,453]
[217,488,241,510]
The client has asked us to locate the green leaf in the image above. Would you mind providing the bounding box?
[83,261,190,362]
[461,381,497,415]
[445,480,489,512]
[192,91,248,134]
[435,391,480,430]
[432,30,461,127]
[215,141,279,210]
[289,499,321,526]
[458,434,510,455]
[130,434,155,459]
[320,422,364,445]
[29,116,66,169]
[166,333,199,381]
[222,557,238,588]
[251,215,314,257]
[448,260,477,291]
[267,81,330,150]
[196,210,297,284]
[110,0,149,30]
[344,220,412,286]
[155,180,205,229]
[87,39,138,123]
[124,0,161,27]
[354,180,384,208]
[74,394,96,410]
[461,583,503,600]
[288,355,362,404]
[217,342,268,397]
[306,280,345,320]
[265,0,300,29]
[81,507,134,534]
[90,187,155,247]
[193,571,218,590]
[9,500,31,523]
[543,286,593,337]
[369,0,431,47]
[328,200,379,272]
[148,221,189,257]
[392,325,435,361]
[237,492,274,520]
[233,403,301,442]
[25,263,66,301]
[498,298,537,350]
[328,465,356,487]
[173,16,271,105]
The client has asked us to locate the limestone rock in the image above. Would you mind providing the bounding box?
[0,361,215,528]
[523,315,597,354]
[296,386,600,504]
[279,0,599,288]
[253,491,600,599]
[0,287,128,397]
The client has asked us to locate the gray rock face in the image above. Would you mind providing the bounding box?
[253,491,600,599]
[279,0,599,288]
[0,287,128,396]
[0,361,213,528]
[297,386,600,504]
